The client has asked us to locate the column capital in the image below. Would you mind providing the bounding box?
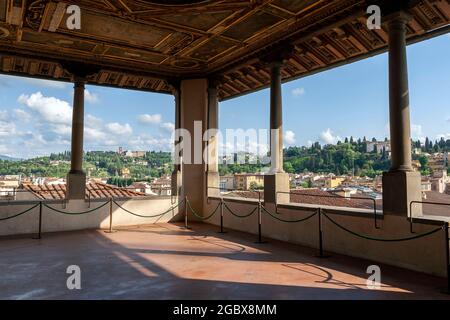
[61,62,100,82]
[73,76,86,87]
[207,76,222,90]
[383,10,412,27]
[260,42,295,66]
[167,79,181,95]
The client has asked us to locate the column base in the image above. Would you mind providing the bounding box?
[382,170,422,216]
[207,171,220,197]
[264,173,290,205]
[66,171,86,200]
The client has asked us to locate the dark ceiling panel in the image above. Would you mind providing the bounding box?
[159,10,233,31]
[222,11,283,41]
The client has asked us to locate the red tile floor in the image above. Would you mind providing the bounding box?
[1,222,449,299]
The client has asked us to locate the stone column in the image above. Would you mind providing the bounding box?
[66,77,86,199]
[179,79,208,218]
[264,61,289,205]
[269,61,284,174]
[382,11,421,216]
[206,79,220,197]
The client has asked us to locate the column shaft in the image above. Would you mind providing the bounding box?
[70,79,85,173]
[388,14,412,172]
[382,12,421,216]
[270,62,284,174]
[66,77,86,200]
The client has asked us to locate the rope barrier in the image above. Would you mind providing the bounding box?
[223,202,257,218]
[261,205,318,223]
[113,199,185,218]
[322,211,444,242]
[0,203,40,221]
[43,201,110,215]
[187,200,220,220]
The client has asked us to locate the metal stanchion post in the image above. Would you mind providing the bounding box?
[445,222,450,294]
[256,201,265,244]
[105,198,116,233]
[316,207,329,258]
[184,196,191,230]
[33,201,43,240]
[218,198,226,234]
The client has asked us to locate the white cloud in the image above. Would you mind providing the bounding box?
[0,144,9,154]
[51,124,72,137]
[18,92,72,125]
[0,110,8,121]
[105,122,133,135]
[85,89,99,104]
[320,128,342,145]
[84,127,107,142]
[292,87,305,97]
[129,134,172,152]
[284,130,296,145]
[0,121,16,137]
[160,122,175,132]
[14,109,31,122]
[85,114,103,127]
[23,78,67,89]
[138,114,162,125]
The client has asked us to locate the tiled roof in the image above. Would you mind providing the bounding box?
[227,189,381,210]
[22,182,145,200]
[422,192,450,217]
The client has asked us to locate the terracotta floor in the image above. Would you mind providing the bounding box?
[0,222,449,300]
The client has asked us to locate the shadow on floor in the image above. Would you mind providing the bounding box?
[0,222,448,300]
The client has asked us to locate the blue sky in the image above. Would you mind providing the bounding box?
[0,33,449,159]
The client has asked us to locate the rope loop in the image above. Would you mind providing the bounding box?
[322,211,443,242]
[223,202,257,218]
[187,200,220,220]
[262,205,318,223]
[113,199,185,218]
[44,201,110,215]
[0,203,40,221]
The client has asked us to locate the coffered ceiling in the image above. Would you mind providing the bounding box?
[0,0,449,100]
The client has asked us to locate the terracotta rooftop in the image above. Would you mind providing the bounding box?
[228,188,381,210]
[421,191,450,217]
[22,182,145,200]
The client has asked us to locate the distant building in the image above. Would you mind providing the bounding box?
[130,182,156,195]
[366,140,391,155]
[219,175,234,191]
[234,174,264,190]
[0,175,21,198]
[120,168,131,178]
[431,170,449,193]
[151,177,172,196]
[421,177,431,192]
[125,151,146,158]
[324,177,346,189]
